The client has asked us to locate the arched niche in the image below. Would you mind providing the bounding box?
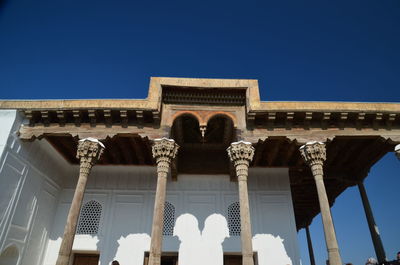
[0,244,19,265]
[170,114,202,146]
[170,113,236,176]
[205,114,235,144]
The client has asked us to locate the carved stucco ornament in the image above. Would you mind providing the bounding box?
[227,141,255,181]
[152,138,179,174]
[77,137,105,174]
[227,141,255,164]
[299,141,326,176]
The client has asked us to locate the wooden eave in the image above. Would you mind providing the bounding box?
[247,101,400,130]
[0,77,399,231]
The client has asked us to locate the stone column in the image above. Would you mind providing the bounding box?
[227,141,255,265]
[358,181,387,263]
[305,226,316,265]
[148,138,179,265]
[395,144,400,160]
[299,142,342,265]
[56,138,104,265]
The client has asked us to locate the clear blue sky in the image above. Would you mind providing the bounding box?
[0,0,399,264]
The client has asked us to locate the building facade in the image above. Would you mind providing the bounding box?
[0,77,399,265]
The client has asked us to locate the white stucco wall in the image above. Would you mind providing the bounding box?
[45,166,300,265]
[0,113,300,265]
[0,111,69,265]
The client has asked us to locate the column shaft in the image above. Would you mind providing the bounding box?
[56,167,90,265]
[312,166,342,265]
[300,142,342,265]
[305,226,316,265]
[56,138,104,265]
[148,163,168,265]
[148,138,178,265]
[238,174,254,265]
[227,141,255,265]
[358,182,386,263]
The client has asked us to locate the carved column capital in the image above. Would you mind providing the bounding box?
[227,141,254,181]
[152,138,179,174]
[395,144,400,161]
[300,141,326,166]
[299,141,326,177]
[77,138,105,175]
[227,141,255,165]
[152,138,179,163]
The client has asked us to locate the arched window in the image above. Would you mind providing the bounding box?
[76,200,102,235]
[227,202,241,236]
[163,201,175,236]
[0,244,19,265]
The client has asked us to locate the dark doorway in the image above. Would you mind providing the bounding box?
[224,255,242,265]
[73,253,100,265]
[143,253,178,265]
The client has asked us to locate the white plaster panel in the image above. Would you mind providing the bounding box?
[0,113,64,265]
[20,183,58,265]
[0,110,16,160]
[41,166,299,265]
[0,161,24,237]
[253,193,300,265]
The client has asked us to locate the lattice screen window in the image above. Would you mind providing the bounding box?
[76,200,102,235]
[163,201,175,236]
[228,202,241,236]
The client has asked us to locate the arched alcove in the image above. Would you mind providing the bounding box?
[170,114,236,175]
[0,244,19,265]
[170,114,202,146]
[205,115,235,144]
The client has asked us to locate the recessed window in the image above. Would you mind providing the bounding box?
[163,201,175,236]
[227,202,241,236]
[76,200,102,235]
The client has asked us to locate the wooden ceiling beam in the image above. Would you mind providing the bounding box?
[142,137,154,164]
[105,138,121,164]
[325,139,349,167]
[252,139,265,166]
[45,136,76,163]
[267,140,282,166]
[116,137,134,164]
[131,136,146,165]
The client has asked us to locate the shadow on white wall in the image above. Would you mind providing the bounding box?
[253,234,292,265]
[174,213,229,265]
[113,234,150,265]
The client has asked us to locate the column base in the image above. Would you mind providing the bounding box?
[55,254,70,265]
[148,253,161,265]
[242,253,254,265]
